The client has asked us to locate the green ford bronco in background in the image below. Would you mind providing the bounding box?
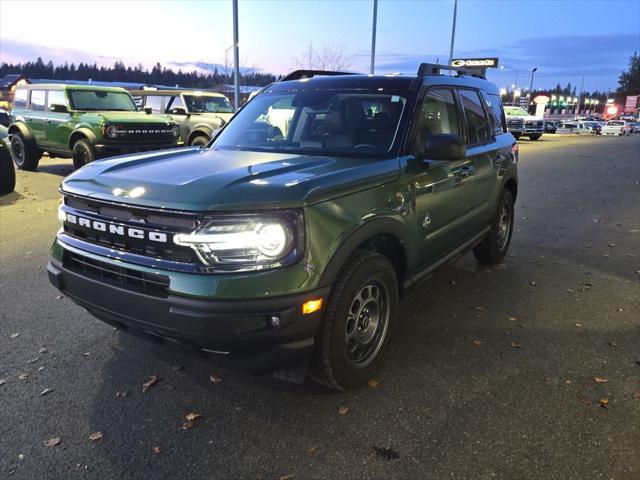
[131,88,234,146]
[48,65,518,390]
[8,84,181,171]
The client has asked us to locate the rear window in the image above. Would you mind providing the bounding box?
[13,89,28,108]
[458,89,490,145]
[30,90,46,111]
[607,121,623,126]
[484,93,506,135]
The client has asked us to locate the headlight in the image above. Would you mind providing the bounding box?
[173,212,303,272]
[171,125,180,137]
[106,125,119,138]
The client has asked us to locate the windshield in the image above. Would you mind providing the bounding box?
[68,90,137,111]
[213,91,407,157]
[607,121,623,126]
[184,95,234,114]
[504,106,530,116]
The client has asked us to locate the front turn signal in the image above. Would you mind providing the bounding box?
[302,298,323,315]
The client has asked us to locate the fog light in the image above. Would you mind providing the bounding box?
[270,315,280,327]
[302,298,323,315]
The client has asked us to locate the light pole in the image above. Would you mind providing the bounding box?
[370,0,378,74]
[448,0,458,65]
[232,0,240,110]
[500,65,519,91]
[528,67,538,107]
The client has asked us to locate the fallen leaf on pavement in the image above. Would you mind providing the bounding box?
[508,316,516,321]
[598,396,609,408]
[115,391,128,398]
[367,379,379,388]
[38,347,48,354]
[209,374,222,383]
[632,393,640,400]
[307,446,317,454]
[529,281,537,286]
[44,437,61,447]
[26,357,39,364]
[89,431,103,441]
[56,295,63,300]
[40,388,54,396]
[152,446,161,454]
[10,333,20,338]
[82,352,91,356]
[142,375,160,393]
[337,406,349,415]
[608,341,618,348]
[564,379,572,384]
[593,376,608,383]
[37,367,44,372]
[0,378,5,386]
[18,373,28,380]
[510,342,522,349]
[279,475,294,480]
[469,306,485,311]
[574,323,582,328]
[185,412,201,422]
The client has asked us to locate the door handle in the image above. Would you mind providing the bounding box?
[454,165,475,178]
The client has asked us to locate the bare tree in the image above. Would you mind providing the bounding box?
[291,42,353,71]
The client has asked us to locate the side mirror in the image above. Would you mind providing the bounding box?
[50,104,68,113]
[169,107,187,115]
[420,134,466,161]
[143,107,153,114]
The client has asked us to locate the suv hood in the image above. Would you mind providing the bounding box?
[62,148,400,211]
[89,111,175,124]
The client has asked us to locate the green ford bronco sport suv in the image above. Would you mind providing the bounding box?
[9,84,181,171]
[48,65,518,390]
[130,88,234,146]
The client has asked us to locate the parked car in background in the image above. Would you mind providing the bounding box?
[629,121,640,133]
[582,121,602,135]
[0,125,16,194]
[544,120,557,133]
[602,120,633,136]
[504,106,544,140]
[131,89,235,146]
[556,122,592,135]
[8,84,181,171]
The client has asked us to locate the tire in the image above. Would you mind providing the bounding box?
[72,139,96,170]
[512,133,522,140]
[189,135,210,147]
[0,147,16,194]
[473,189,515,264]
[10,134,41,171]
[311,250,399,390]
[528,134,541,140]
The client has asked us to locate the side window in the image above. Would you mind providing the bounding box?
[413,88,460,151]
[167,96,185,113]
[484,93,506,135]
[458,89,490,145]
[47,90,67,109]
[144,95,165,114]
[31,90,46,111]
[13,89,28,108]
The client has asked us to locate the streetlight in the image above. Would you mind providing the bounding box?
[370,0,378,74]
[528,67,538,102]
[232,0,240,110]
[513,89,521,105]
[448,0,458,65]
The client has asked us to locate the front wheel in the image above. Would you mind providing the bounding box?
[311,251,399,390]
[189,135,210,147]
[512,133,522,140]
[72,139,96,170]
[473,190,515,264]
[0,147,16,194]
[528,134,541,141]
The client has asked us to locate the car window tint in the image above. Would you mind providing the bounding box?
[458,89,490,145]
[484,93,506,135]
[167,96,185,112]
[31,90,46,111]
[47,90,67,108]
[413,88,460,151]
[13,89,28,108]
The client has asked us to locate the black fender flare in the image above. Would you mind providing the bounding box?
[318,215,415,288]
[8,122,34,143]
[187,127,214,145]
[68,128,98,150]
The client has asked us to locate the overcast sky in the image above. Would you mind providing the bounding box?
[1,0,638,92]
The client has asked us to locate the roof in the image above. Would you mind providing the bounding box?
[0,74,27,89]
[28,79,183,90]
[128,88,227,98]
[17,83,129,92]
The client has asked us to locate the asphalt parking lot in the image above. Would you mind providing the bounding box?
[1,134,639,480]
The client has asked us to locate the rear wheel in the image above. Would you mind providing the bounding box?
[10,134,41,171]
[189,135,210,147]
[72,139,96,170]
[512,133,522,140]
[311,250,398,390]
[473,190,514,264]
[528,134,541,140]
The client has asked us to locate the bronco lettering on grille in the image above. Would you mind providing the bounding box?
[64,213,168,243]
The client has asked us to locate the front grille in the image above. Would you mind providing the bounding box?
[63,250,170,298]
[507,118,524,130]
[62,196,197,264]
[109,123,176,144]
[525,120,543,127]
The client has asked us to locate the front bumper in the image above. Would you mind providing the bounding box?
[47,254,329,373]
[95,142,183,155]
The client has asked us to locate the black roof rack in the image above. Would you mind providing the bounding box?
[417,63,486,80]
[279,69,355,82]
